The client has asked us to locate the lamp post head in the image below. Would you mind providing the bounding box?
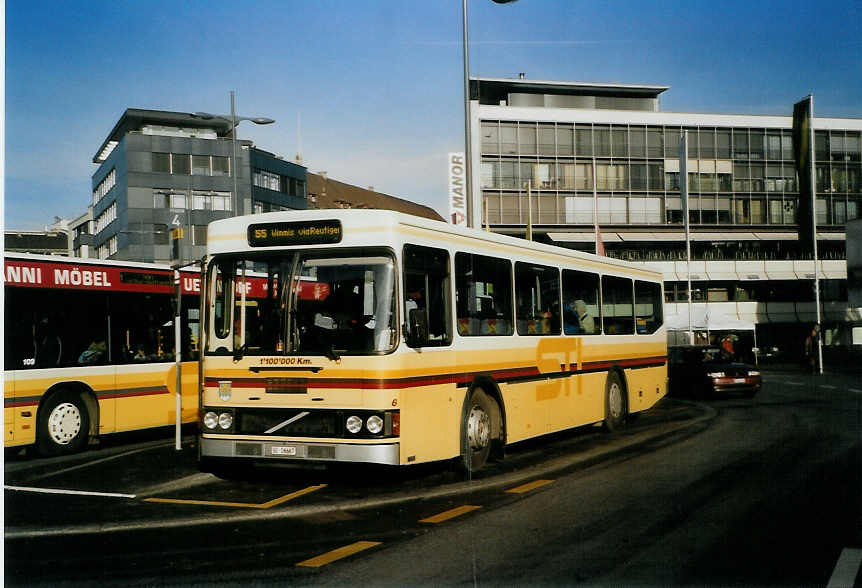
[249,117,275,125]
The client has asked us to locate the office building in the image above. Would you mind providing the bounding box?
[470,77,862,356]
[89,109,307,264]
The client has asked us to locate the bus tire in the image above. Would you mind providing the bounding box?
[603,371,627,432]
[36,390,90,457]
[461,388,496,473]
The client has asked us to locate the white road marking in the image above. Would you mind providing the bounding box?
[827,548,862,588]
[849,388,862,394]
[820,385,837,390]
[5,485,136,499]
[785,381,804,386]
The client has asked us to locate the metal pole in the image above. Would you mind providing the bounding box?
[231,90,239,216]
[681,133,693,345]
[592,158,599,254]
[462,0,474,228]
[526,179,533,240]
[809,96,823,374]
[174,269,182,451]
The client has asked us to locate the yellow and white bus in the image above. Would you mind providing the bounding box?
[198,210,667,472]
[4,254,201,456]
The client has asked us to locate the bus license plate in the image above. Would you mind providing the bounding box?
[271,446,297,456]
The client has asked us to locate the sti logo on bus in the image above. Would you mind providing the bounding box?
[248,220,343,247]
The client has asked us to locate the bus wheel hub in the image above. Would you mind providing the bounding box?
[467,406,490,450]
[48,402,82,445]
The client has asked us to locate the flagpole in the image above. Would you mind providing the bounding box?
[592,158,599,254]
[680,132,693,344]
[809,96,823,374]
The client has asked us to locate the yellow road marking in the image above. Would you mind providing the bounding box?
[143,484,326,509]
[419,504,482,524]
[506,479,554,494]
[296,541,381,568]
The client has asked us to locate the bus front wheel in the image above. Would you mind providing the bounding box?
[461,388,496,473]
[36,390,90,457]
[603,371,627,432]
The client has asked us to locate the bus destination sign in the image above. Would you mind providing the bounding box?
[248,220,343,247]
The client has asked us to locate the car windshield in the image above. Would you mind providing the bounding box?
[206,251,396,356]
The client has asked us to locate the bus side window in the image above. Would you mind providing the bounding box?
[635,280,663,334]
[515,262,560,335]
[454,252,513,337]
[562,269,600,335]
[403,244,452,347]
[601,275,634,335]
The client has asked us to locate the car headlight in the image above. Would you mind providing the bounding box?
[346,415,362,434]
[748,370,760,376]
[707,372,725,378]
[218,412,233,430]
[203,411,219,430]
[366,415,384,434]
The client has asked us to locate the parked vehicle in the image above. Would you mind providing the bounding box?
[668,345,761,399]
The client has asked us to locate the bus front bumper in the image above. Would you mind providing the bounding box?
[200,437,400,465]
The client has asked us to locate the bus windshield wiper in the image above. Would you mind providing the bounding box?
[325,344,341,362]
[233,343,248,362]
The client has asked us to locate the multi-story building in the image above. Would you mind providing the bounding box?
[90,109,307,264]
[470,77,862,357]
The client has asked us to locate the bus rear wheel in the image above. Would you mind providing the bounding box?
[461,388,496,473]
[603,371,627,432]
[36,390,90,457]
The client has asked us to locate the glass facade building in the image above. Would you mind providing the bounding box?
[471,78,862,356]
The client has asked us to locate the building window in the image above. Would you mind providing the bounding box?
[192,155,211,175]
[93,169,116,205]
[171,154,190,175]
[212,156,230,176]
[212,192,230,211]
[253,169,281,191]
[153,153,171,173]
[170,192,187,209]
[94,203,117,233]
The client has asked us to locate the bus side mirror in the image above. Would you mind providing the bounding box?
[406,308,428,348]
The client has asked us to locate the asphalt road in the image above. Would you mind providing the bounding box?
[4,369,862,586]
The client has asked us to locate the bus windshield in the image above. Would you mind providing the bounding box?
[207,251,397,357]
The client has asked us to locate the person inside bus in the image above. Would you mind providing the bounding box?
[78,339,106,364]
[565,299,595,335]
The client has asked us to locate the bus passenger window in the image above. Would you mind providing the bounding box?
[515,262,560,335]
[601,275,634,335]
[403,245,451,347]
[454,253,513,336]
[562,269,600,335]
[635,280,663,334]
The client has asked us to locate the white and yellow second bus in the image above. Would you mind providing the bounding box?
[199,209,667,473]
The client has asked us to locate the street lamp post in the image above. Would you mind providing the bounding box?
[461,0,518,229]
[193,91,275,216]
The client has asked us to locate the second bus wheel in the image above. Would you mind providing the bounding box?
[461,388,496,473]
[603,371,627,432]
[35,390,91,457]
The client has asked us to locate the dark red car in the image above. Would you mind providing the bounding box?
[668,345,761,398]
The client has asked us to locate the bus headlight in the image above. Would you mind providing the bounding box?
[218,412,233,430]
[203,411,219,430]
[366,415,384,434]
[346,415,362,434]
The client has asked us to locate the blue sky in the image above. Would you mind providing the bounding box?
[5,0,861,229]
